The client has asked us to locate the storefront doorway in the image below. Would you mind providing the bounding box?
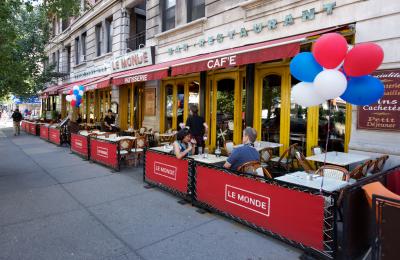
[119,83,144,130]
[161,76,200,132]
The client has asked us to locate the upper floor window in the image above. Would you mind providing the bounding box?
[162,0,176,32]
[81,32,87,60]
[75,37,80,65]
[105,16,113,53]
[95,23,104,56]
[187,0,205,22]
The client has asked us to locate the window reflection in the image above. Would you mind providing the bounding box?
[290,76,307,152]
[165,84,173,131]
[319,99,346,152]
[261,75,281,144]
[216,79,235,146]
[177,83,184,130]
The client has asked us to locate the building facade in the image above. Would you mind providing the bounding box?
[43,0,400,168]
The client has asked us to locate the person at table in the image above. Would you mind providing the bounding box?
[104,109,115,132]
[185,105,208,154]
[223,127,260,171]
[173,128,196,159]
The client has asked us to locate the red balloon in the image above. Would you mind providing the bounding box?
[71,100,76,107]
[343,43,384,77]
[69,90,73,95]
[312,33,348,69]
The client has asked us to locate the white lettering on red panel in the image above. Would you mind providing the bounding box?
[97,147,109,158]
[124,74,148,84]
[154,162,177,180]
[75,140,83,148]
[206,55,237,69]
[225,185,270,217]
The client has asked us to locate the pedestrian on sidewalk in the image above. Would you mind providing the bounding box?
[11,108,23,136]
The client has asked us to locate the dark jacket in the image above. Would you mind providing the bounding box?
[12,111,23,122]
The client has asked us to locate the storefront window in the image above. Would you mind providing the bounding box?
[127,88,131,126]
[89,92,95,122]
[290,76,307,152]
[177,83,184,130]
[188,81,200,112]
[261,74,281,144]
[165,84,173,131]
[216,79,235,146]
[319,99,346,152]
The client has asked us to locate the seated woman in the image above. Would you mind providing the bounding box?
[173,128,196,159]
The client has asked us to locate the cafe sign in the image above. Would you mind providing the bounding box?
[357,69,400,131]
[112,46,155,73]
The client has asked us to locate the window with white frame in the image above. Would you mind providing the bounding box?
[105,16,113,53]
[95,23,104,56]
[162,0,176,32]
[75,37,80,65]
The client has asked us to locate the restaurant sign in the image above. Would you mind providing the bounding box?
[112,46,155,73]
[357,69,400,131]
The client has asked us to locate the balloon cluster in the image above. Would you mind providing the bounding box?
[66,85,84,108]
[290,33,385,107]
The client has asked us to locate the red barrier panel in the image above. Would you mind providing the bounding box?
[90,138,119,170]
[40,125,49,140]
[29,123,37,135]
[195,166,325,250]
[145,150,189,194]
[71,133,89,159]
[21,121,25,132]
[49,128,61,145]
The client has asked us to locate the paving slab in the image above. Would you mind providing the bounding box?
[0,171,57,196]
[0,209,134,260]
[63,174,146,207]
[29,150,88,171]
[0,185,82,227]
[47,163,113,184]
[137,218,301,260]
[90,190,216,250]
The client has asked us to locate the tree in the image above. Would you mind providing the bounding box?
[0,0,82,99]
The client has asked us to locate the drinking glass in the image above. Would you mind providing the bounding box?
[204,147,209,158]
[198,147,203,157]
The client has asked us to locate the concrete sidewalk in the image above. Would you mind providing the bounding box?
[0,127,301,260]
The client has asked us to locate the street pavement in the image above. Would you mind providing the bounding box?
[0,123,301,260]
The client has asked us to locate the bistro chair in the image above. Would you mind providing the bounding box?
[316,165,350,181]
[139,127,147,135]
[238,161,261,174]
[223,141,234,156]
[270,143,298,172]
[349,160,374,180]
[371,155,389,174]
[118,138,135,165]
[260,148,273,166]
[131,136,147,166]
[294,151,315,174]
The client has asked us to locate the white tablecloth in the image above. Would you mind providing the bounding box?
[150,146,174,153]
[275,171,349,192]
[189,154,228,164]
[234,141,282,152]
[306,151,370,166]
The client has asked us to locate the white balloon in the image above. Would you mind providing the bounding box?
[291,82,325,107]
[71,95,77,101]
[314,70,347,100]
[73,85,79,91]
[66,95,72,102]
[79,90,84,96]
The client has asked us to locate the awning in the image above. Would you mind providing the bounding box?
[61,76,105,94]
[171,26,349,76]
[42,85,63,95]
[84,76,111,91]
[111,64,169,86]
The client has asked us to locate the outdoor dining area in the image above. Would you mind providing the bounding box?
[143,128,398,259]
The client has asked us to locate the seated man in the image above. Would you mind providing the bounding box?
[223,127,260,171]
[104,109,116,132]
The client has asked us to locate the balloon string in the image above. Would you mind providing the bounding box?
[320,101,331,194]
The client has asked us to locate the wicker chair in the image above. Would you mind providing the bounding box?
[270,143,298,171]
[138,127,147,135]
[260,148,273,166]
[371,155,389,174]
[316,165,349,181]
[130,136,147,166]
[238,160,261,174]
[118,138,135,164]
[349,160,374,180]
[223,141,234,156]
[294,151,315,174]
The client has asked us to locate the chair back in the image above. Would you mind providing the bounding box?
[135,136,147,149]
[119,138,134,152]
[316,165,349,181]
[254,167,273,179]
[371,155,389,173]
[278,143,298,163]
[238,161,261,175]
[350,160,373,180]
[295,151,314,173]
[311,146,323,155]
[260,148,273,163]
[139,127,147,135]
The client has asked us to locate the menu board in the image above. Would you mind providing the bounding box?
[357,69,400,131]
[144,88,156,116]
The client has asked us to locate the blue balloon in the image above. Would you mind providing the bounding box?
[290,52,323,82]
[73,89,79,96]
[79,85,84,91]
[76,96,81,102]
[340,75,384,105]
